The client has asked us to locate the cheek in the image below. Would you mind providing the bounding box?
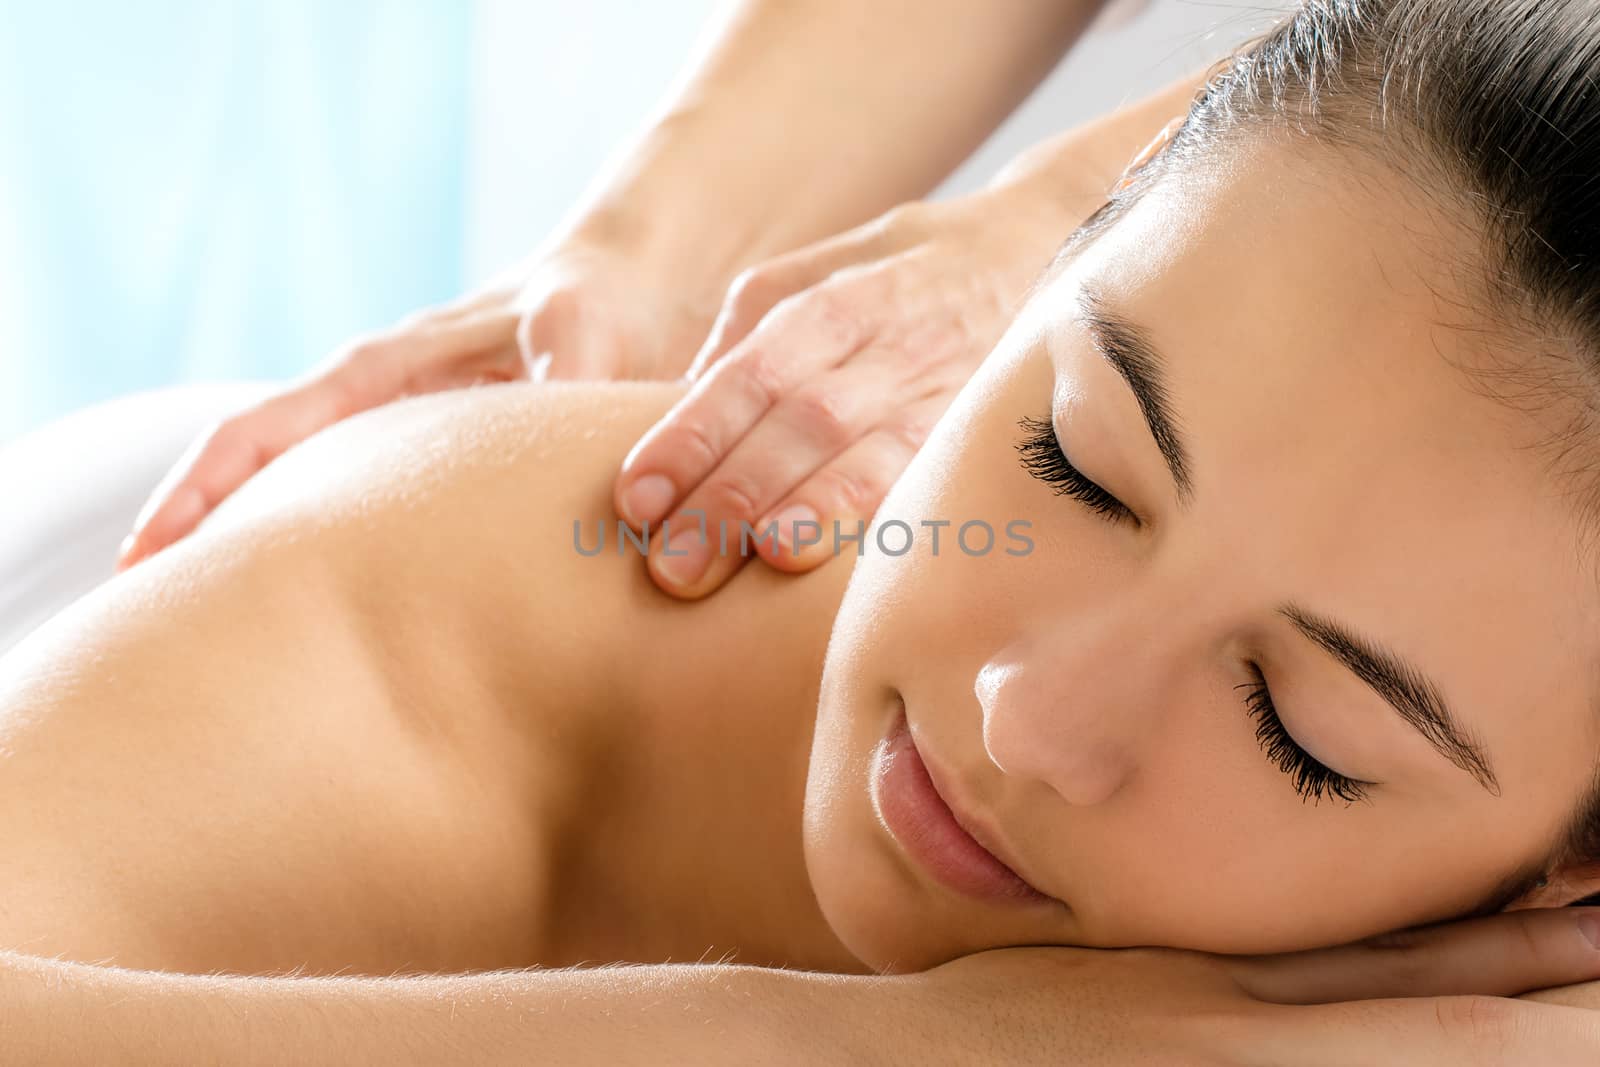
[813,359,1039,715]
[1072,760,1484,954]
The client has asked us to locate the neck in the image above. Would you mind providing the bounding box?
[545,555,868,974]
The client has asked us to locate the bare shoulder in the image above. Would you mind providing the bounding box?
[201,381,702,700]
[0,380,848,975]
[205,379,691,554]
[207,377,852,717]
[0,381,694,975]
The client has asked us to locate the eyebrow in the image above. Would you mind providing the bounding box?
[1281,604,1501,795]
[1067,289,1500,797]
[1073,291,1194,503]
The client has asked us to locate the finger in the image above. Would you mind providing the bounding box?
[1227,906,1600,1005]
[640,361,900,596]
[517,288,614,381]
[614,288,867,531]
[116,381,347,569]
[1522,977,1600,1008]
[1244,995,1600,1067]
[752,401,941,575]
[120,312,517,569]
[396,311,523,393]
[686,231,885,382]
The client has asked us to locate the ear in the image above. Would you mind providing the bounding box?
[1501,861,1600,911]
[1111,115,1187,195]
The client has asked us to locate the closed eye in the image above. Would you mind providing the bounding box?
[1016,413,1376,810]
[1238,669,1376,807]
[1015,413,1136,524]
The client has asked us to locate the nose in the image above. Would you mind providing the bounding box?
[976,616,1168,806]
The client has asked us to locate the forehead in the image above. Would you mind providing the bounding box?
[1035,139,1600,800]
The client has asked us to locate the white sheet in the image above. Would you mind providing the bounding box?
[0,383,273,658]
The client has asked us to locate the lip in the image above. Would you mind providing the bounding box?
[871,700,1057,908]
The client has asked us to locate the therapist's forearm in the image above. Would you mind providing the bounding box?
[564,0,1109,290]
[2,951,891,1065]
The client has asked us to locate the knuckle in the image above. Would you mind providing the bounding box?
[901,332,965,380]
[878,199,929,238]
[700,475,764,524]
[343,337,389,367]
[1436,994,1519,1052]
[887,413,937,454]
[1511,912,1546,963]
[792,283,864,352]
[809,466,878,515]
[786,385,857,445]
[518,286,581,348]
[660,418,724,474]
[727,266,786,316]
[200,415,237,444]
[531,283,581,321]
[201,416,249,458]
[516,308,548,354]
[722,348,788,410]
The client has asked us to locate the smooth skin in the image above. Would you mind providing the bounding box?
[10,129,1600,1059]
[116,0,1190,594]
[800,133,1600,971]
[5,383,1600,1063]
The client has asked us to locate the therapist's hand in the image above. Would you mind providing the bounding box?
[908,906,1600,1065]
[616,184,1073,598]
[117,230,717,571]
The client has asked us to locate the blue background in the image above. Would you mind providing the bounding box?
[0,1,469,440]
[0,0,1266,444]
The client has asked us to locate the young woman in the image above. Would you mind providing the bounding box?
[5,0,1600,1060]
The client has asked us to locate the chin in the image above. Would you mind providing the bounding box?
[800,787,961,974]
[801,686,986,974]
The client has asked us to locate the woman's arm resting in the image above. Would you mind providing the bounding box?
[1,954,879,1066]
[12,907,1600,1065]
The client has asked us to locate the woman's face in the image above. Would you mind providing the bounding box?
[803,138,1600,973]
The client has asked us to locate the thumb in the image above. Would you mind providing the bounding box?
[517,291,620,381]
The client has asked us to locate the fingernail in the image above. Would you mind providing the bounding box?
[1578,913,1600,949]
[118,534,137,560]
[764,505,819,556]
[656,526,711,586]
[621,474,676,526]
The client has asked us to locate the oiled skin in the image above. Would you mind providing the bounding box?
[0,381,864,977]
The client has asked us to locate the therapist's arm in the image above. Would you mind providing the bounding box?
[118,0,1115,570]
[583,0,1115,277]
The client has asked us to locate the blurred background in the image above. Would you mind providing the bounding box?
[0,0,1282,443]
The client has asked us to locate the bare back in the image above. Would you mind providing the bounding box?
[0,382,856,976]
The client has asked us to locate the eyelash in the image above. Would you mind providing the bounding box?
[1238,671,1372,806]
[1015,412,1373,808]
[1014,414,1135,522]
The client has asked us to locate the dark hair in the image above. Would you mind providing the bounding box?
[1071,0,1600,910]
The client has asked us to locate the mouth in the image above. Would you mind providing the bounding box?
[870,698,1058,908]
